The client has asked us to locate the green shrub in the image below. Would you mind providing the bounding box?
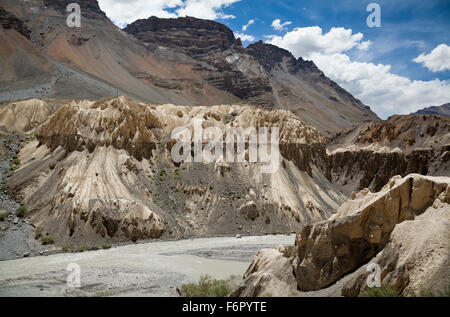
[34,228,43,239]
[180,275,232,297]
[359,284,400,297]
[102,243,112,249]
[62,244,72,251]
[77,245,88,252]
[16,205,27,218]
[41,235,55,245]
[94,290,115,297]
[439,283,450,297]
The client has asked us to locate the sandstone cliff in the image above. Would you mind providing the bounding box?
[234,174,450,297]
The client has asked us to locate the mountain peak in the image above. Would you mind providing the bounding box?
[44,0,106,17]
[124,16,243,55]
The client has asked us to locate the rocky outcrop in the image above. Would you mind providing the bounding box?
[231,248,298,297]
[124,16,243,58]
[0,98,64,132]
[341,201,450,297]
[413,103,450,117]
[293,174,450,292]
[328,114,450,193]
[37,97,162,160]
[0,7,31,39]
[43,0,106,17]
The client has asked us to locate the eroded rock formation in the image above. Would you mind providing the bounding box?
[5,97,346,244]
[293,174,450,292]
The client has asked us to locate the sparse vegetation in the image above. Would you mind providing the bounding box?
[16,205,27,218]
[102,243,112,249]
[282,246,295,258]
[62,244,72,251]
[359,284,400,297]
[34,228,43,239]
[77,245,88,252]
[94,290,115,297]
[408,283,450,297]
[41,235,55,245]
[180,275,232,297]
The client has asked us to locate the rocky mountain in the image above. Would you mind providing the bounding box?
[0,0,377,135]
[124,18,378,134]
[233,174,450,297]
[413,103,450,117]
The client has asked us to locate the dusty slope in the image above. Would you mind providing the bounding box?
[234,174,450,297]
[0,0,241,105]
[4,97,346,246]
[413,103,450,117]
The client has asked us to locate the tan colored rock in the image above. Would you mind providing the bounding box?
[293,174,450,291]
[231,249,298,297]
[6,97,346,243]
[239,201,259,221]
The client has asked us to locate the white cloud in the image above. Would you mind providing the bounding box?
[98,0,240,27]
[413,44,450,72]
[176,0,240,20]
[234,31,255,42]
[242,19,254,31]
[268,26,450,118]
[268,26,368,58]
[271,19,292,31]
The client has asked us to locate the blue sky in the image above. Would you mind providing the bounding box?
[220,0,450,82]
[98,0,450,118]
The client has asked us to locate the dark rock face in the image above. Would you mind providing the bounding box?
[124,16,243,58]
[0,7,31,39]
[327,114,450,192]
[329,149,436,192]
[124,16,274,107]
[44,0,106,17]
[246,41,323,75]
[245,41,369,112]
[413,103,450,117]
[246,41,295,72]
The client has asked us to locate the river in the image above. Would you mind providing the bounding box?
[0,234,295,297]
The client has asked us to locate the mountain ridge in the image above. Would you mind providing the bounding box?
[0,0,378,135]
